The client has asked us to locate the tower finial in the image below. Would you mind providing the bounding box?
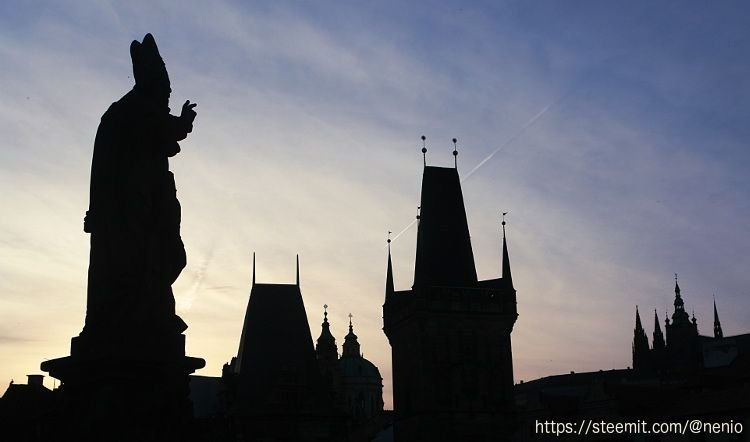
[296,254,300,286]
[421,135,427,167]
[348,312,353,330]
[324,303,328,320]
[252,251,256,285]
[452,137,458,169]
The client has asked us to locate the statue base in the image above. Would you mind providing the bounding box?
[41,331,205,440]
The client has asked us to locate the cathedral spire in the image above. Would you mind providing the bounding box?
[714,297,723,338]
[635,306,644,333]
[501,212,513,289]
[252,252,256,286]
[632,306,650,370]
[653,309,665,350]
[296,254,300,287]
[386,233,394,296]
[671,274,690,325]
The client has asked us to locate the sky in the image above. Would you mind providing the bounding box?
[1,1,750,408]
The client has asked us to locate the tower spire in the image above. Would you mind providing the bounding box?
[386,232,394,296]
[252,252,256,286]
[421,135,427,167]
[714,296,723,338]
[296,254,300,287]
[501,212,513,289]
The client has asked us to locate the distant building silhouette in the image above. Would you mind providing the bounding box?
[222,256,346,441]
[515,278,750,441]
[631,278,749,374]
[383,165,518,441]
[337,316,384,421]
[0,375,57,441]
[219,256,389,441]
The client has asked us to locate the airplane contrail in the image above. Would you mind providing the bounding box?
[391,92,566,243]
[462,96,562,182]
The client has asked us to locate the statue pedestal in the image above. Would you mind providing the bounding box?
[41,332,205,440]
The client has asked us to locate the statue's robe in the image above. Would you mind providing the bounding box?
[84,88,190,338]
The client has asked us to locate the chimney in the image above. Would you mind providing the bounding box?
[27,374,44,387]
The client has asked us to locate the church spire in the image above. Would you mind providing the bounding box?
[342,313,361,358]
[501,212,513,289]
[315,304,338,362]
[252,252,256,286]
[714,297,723,338]
[386,233,394,296]
[652,309,665,350]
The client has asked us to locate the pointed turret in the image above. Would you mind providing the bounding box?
[501,213,513,290]
[714,298,723,338]
[342,314,361,358]
[413,166,478,288]
[316,305,338,362]
[652,310,665,350]
[386,236,395,296]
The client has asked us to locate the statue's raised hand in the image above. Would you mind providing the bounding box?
[181,100,197,125]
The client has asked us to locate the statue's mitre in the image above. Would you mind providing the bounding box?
[130,33,170,92]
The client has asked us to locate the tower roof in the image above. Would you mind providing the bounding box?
[233,281,322,406]
[413,166,477,288]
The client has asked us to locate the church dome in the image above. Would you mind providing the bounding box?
[338,356,382,380]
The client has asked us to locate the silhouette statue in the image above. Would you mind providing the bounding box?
[83,33,197,339]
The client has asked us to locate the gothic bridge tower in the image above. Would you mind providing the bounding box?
[383,151,518,441]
